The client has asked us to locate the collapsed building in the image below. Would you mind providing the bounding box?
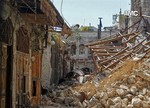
[85,18,150,73]
[38,1,150,107]
[85,0,150,73]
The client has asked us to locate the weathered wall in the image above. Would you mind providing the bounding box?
[41,40,52,89]
[131,0,150,25]
[130,0,141,29]
[51,43,63,85]
[72,31,118,71]
[0,0,10,20]
[141,0,150,15]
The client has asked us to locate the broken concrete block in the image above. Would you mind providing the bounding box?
[132,97,142,107]
[116,88,125,96]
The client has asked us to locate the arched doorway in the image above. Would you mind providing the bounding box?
[16,25,30,107]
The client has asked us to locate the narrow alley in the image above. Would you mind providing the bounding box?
[0,0,150,108]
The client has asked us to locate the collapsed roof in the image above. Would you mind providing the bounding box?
[85,15,150,72]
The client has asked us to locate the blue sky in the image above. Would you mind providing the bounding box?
[53,0,130,28]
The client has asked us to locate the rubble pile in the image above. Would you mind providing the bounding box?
[40,60,150,108]
[40,84,84,107]
[92,74,150,108]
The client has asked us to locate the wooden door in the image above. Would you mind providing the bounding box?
[16,51,30,107]
[0,43,7,108]
[16,25,30,107]
[31,52,41,106]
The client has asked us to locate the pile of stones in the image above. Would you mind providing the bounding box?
[91,74,150,108]
[40,62,150,108]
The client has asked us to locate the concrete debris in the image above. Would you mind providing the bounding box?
[40,59,150,108]
[132,97,142,107]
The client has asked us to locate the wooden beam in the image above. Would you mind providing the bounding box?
[98,47,129,64]
[100,35,150,71]
[100,45,143,66]
[91,49,118,53]
[85,32,139,46]
[98,47,129,62]
[144,46,150,53]
[142,15,150,19]
[103,51,132,70]
[134,46,144,54]
[20,13,53,24]
[94,53,115,56]
[145,41,150,45]
[122,17,142,34]
[131,34,150,50]
[122,33,139,44]
[90,46,124,50]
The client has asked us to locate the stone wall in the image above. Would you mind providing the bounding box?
[130,0,142,29]
[142,0,150,15]
[73,31,119,71]
[131,0,150,26]
[51,42,63,85]
[42,38,52,89]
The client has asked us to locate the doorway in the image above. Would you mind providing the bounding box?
[6,46,13,108]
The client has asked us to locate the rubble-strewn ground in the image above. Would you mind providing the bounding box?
[40,55,150,108]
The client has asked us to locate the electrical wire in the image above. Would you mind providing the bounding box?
[60,0,71,27]
[119,0,121,9]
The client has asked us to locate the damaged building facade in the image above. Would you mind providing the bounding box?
[131,0,150,16]
[0,0,71,108]
[69,25,120,71]
[131,0,150,26]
